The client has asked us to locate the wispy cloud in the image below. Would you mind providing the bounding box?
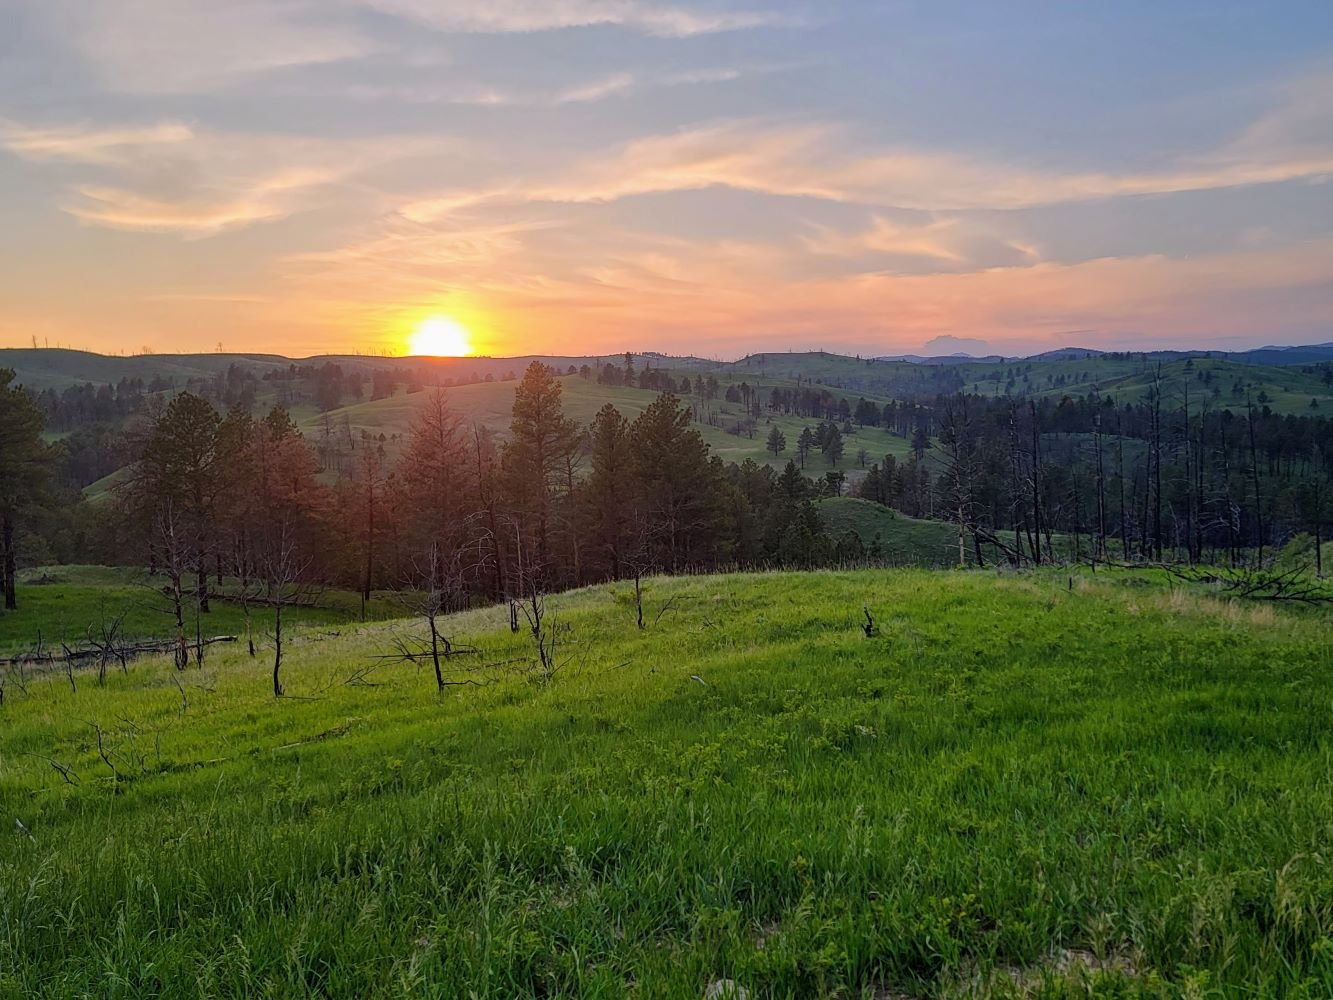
[43,0,377,94]
[328,63,766,108]
[1,120,446,236]
[0,122,194,167]
[401,106,1333,221]
[470,237,1333,355]
[66,171,340,235]
[286,214,563,288]
[802,216,969,263]
[362,0,800,38]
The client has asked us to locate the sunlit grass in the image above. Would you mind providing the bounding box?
[3,567,1332,996]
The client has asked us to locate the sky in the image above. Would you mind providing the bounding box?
[1,1,1332,360]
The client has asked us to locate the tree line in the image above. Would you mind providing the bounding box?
[3,354,1330,637]
[853,378,1331,571]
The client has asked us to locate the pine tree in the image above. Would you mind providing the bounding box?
[582,403,633,577]
[629,393,715,570]
[766,425,786,457]
[797,427,815,469]
[135,392,224,613]
[501,362,579,580]
[822,423,844,466]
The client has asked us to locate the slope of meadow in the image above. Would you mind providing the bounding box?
[1015,357,1333,415]
[816,497,960,567]
[3,568,1333,997]
[304,376,914,475]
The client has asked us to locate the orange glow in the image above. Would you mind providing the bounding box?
[407,315,473,356]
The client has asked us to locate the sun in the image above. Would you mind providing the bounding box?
[408,316,473,357]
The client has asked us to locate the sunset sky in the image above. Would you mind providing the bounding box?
[2,1,1332,359]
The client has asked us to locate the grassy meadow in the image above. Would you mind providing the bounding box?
[4,567,1333,996]
[301,375,915,477]
[0,567,402,656]
[816,498,962,567]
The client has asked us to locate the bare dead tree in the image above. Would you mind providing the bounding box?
[518,583,562,681]
[1150,364,1164,561]
[1029,400,1044,565]
[626,529,656,632]
[150,499,192,670]
[22,752,79,785]
[93,723,119,783]
[1116,408,1129,562]
[505,512,564,681]
[1170,565,1333,604]
[1093,413,1108,563]
[236,573,262,658]
[89,603,130,685]
[0,634,236,673]
[1006,404,1029,565]
[393,535,486,692]
[261,511,314,697]
[939,396,979,567]
[621,511,668,631]
[61,643,76,693]
[1246,392,1266,565]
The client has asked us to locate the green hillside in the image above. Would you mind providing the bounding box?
[816,497,961,566]
[1039,357,1332,415]
[691,351,1333,417]
[0,349,295,391]
[8,348,1332,419]
[4,568,1332,995]
[817,497,1085,567]
[306,376,915,475]
[0,349,706,393]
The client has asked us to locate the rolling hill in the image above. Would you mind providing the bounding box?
[8,344,1332,419]
[4,566,1331,995]
[301,376,915,477]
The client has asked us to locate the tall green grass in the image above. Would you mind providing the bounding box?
[3,568,1332,997]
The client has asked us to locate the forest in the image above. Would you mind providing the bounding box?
[3,352,1330,620]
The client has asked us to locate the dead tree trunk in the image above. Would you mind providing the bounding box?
[272,601,284,697]
[1,511,16,611]
[1029,401,1043,565]
[1094,414,1107,562]
[1247,395,1265,565]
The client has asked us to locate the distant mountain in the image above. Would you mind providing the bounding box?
[873,353,1005,365]
[1230,343,1333,365]
[874,342,1333,367]
[1025,348,1106,361]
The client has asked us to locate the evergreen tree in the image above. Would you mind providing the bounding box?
[501,362,579,580]
[822,423,844,466]
[797,427,815,469]
[911,424,930,459]
[581,403,634,577]
[766,425,786,456]
[136,392,225,612]
[396,390,473,559]
[629,393,716,570]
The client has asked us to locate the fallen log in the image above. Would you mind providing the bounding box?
[0,635,237,668]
